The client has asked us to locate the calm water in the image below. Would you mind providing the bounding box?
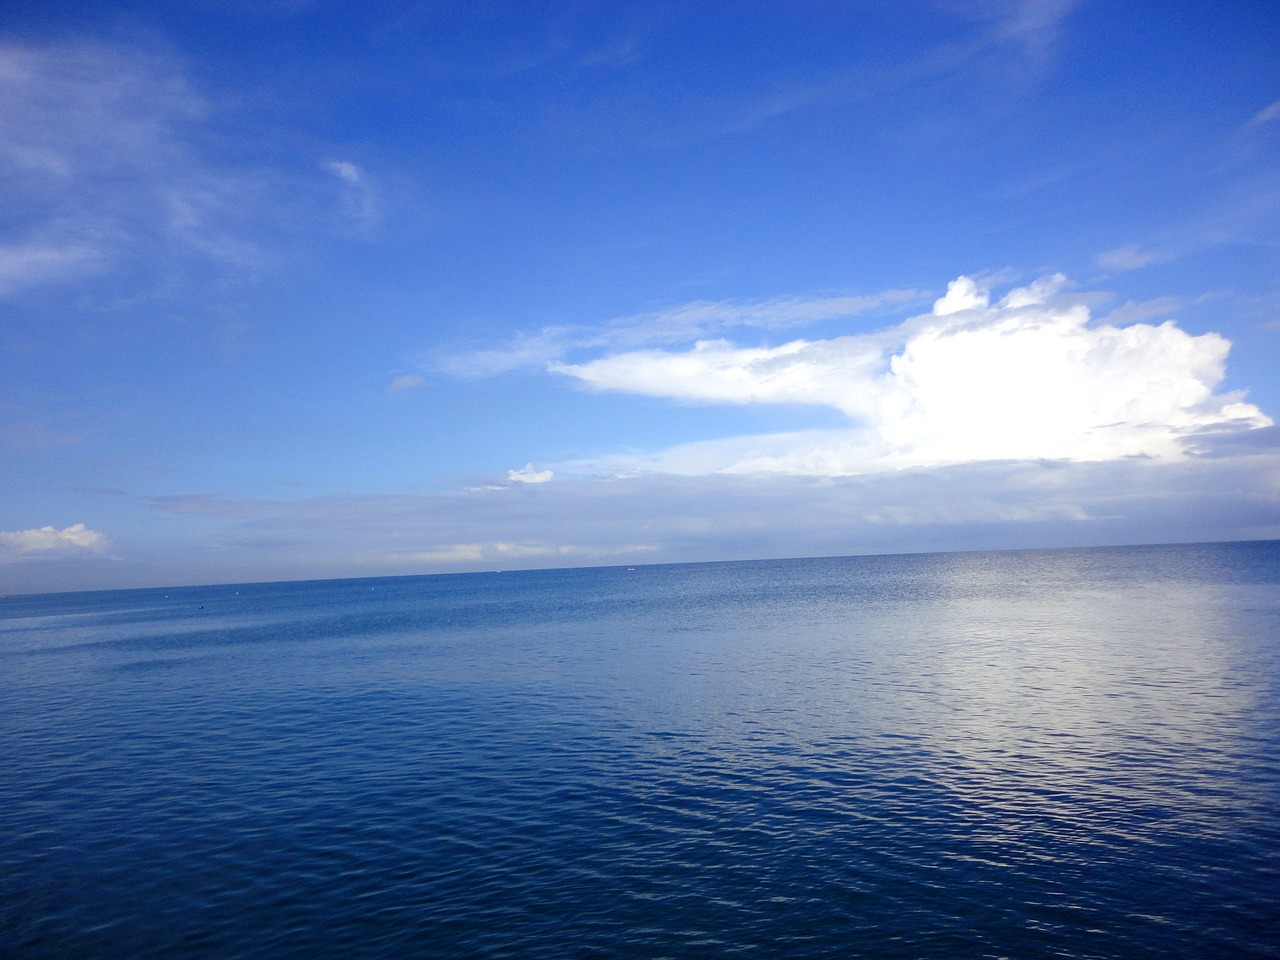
[2,542,1278,959]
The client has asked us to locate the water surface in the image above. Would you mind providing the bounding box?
[2,542,1278,958]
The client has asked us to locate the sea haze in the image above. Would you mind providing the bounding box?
[2,541,1278,958]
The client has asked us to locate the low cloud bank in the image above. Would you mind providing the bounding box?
[130,452,1280,585]
[18,447,1277,592]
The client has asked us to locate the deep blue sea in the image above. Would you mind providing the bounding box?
[2,542,1278,959]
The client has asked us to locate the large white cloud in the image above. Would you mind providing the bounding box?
[552,275,1270,476]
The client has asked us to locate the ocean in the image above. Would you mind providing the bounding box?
[2,541,1278,959]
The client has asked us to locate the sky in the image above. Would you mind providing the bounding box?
[2,0,1279,593]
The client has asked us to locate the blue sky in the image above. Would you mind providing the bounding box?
[3,0,1279,592]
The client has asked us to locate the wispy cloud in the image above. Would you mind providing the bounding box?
[658,0,1083,144]
[1096,296,1180,326]
[387,374,427,394]
[1247,99,1280,128]
[0,241,106,295]
[918,0,1082,96]
[1095,245,1164,272]
[438,288,925,376]
[548,275,1270,476]
[322,158,380,236]
[129,453,1280,585]
[0,41,226,289]
[0,40,371,301]
[987,0,1080,58]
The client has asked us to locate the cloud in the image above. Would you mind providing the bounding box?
[371,543,487,565]
[1095,245,1163,272]
[993,0,1079,50]
[0,241,105,295]
[322,158,379,235]
[509,541,655,558]
[0,523,108,558]
[363,541,658,570]
[1247,100,1280,127]
[923,0,1081,93]
[442,328,577,377]
[387,374,427,393]
[507,463,554,484]
[323,160,362,184]
[0,40,370,300]
[549,275,1270,476]
[932,275,990,314]
[0,41,222,286]
[1180,423,1280,459]
[1095,296,1180,326]
[125,453,1279,588]
[438,288,924,376]
[599,290,925,344]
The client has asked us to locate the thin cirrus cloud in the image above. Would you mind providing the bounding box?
[1095,245,1163,272]
[387,374,427,394]
[321,159,380,236]
[1248,99,1280,127]
[545,275,1270,478]
[0,40,373,299]
[438,288,924,376]
[0,241,105,296]
[0,41,216,288]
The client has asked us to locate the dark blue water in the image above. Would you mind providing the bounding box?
[2,542,1278,959]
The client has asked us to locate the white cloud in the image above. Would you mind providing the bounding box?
[508,463,554,484]
[551,275,1270,476]
[1096,296,1180,326]
[601,290,924,343]
[387,374,426,393]
[493,541,652,558]
[1095,245,1162,271]
[0,523,108,558]
[0,41,370,299]
[0,42,216,281]
[122,454,1279,589]
[933,275,990,314]
[442,328,574,377]
[0,241,104,295]
[361,540,657,570]
[323,160,362,184]
[0,40,273,292]
[439,288,924,376]
[992,0,1080,50]
[0,43,201,175]
[1247,100,1280,127]
[323,158,379,234]
[368,544,487,565]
